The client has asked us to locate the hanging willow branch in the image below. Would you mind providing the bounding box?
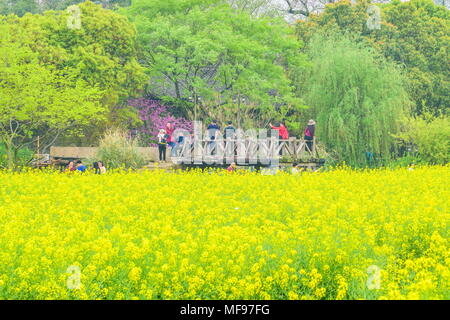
[304,34,411,166]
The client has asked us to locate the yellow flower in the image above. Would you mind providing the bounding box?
[0,165,447,299]
[128,267,142,282]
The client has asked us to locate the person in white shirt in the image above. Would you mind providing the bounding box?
[98,161,107,174]
[157,129,168,162]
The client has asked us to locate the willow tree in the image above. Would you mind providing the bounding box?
[304,34,411,165]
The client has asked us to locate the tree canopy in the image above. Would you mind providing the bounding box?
[296,0,450,115]
[0,0,132,16]
[123,0,308,127]
[0,22,104,168]
[0,1,147,166]
[4,1,147,135]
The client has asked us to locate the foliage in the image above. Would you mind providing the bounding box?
[0,0,132,16]
[0,0,39,16]
[128,99,193,146]
[394,114,450,165]
[0,144,33,169]
[123,0,307,127]
[0,21,105,168]
[303,34,411,166]
[0,166,448,299]
[95,129,146,169]
[296,0,450,115]
[379,0,450,114]
[2,1,148,142]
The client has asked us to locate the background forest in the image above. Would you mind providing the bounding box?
[0,0,449,167]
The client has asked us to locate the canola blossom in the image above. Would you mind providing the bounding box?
[0,166,448,300]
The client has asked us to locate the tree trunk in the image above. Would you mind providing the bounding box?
[4,141,17,169]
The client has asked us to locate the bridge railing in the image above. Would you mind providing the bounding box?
[171,137,316,165]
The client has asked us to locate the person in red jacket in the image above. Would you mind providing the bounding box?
[270,121,289,155]
[304,119,316,152]
[165,122,175,149]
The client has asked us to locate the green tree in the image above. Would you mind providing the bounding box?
[0,0,131,16]
[123,0,307,127]
[379,0,449,114]
[4,1,147,142]
[304,34,411,165]
[0,22,105,168]
[296,0,450,115]
[0,0,39,16]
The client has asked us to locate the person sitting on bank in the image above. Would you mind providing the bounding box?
[227,162,237,172]
[76,160,87,172]
[66,160,76,172]
[98,161,107,174]
[93,161,100,174]
[291,162,302,175]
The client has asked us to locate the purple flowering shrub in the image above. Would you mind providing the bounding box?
[128,98,192,146]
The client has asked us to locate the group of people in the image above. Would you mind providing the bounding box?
[156,119,317,161]
[66,160,106,174]
[156,122,180,162]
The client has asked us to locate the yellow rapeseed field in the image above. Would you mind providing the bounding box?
[0,166,448,300]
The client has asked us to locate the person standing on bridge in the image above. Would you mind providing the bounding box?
[304,119,316,153]
[165,122,175,148]
[207,120,220,155]
[223,121,236,158]
[270,121,289,140]
[157,129,168,162]
[223,121,236,139]
[270,121,289,155]
[171,131,186,157]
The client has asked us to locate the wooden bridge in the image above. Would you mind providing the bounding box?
[171,137,318,167]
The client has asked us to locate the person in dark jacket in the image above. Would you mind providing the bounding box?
[93,161,100,174]
[207,120,220,155]
[223,121,236,157]
[304,119,316,152]
[223,121,236,139]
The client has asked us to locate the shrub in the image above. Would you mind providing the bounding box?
[95,129,146,169]
[395,114,450,165]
